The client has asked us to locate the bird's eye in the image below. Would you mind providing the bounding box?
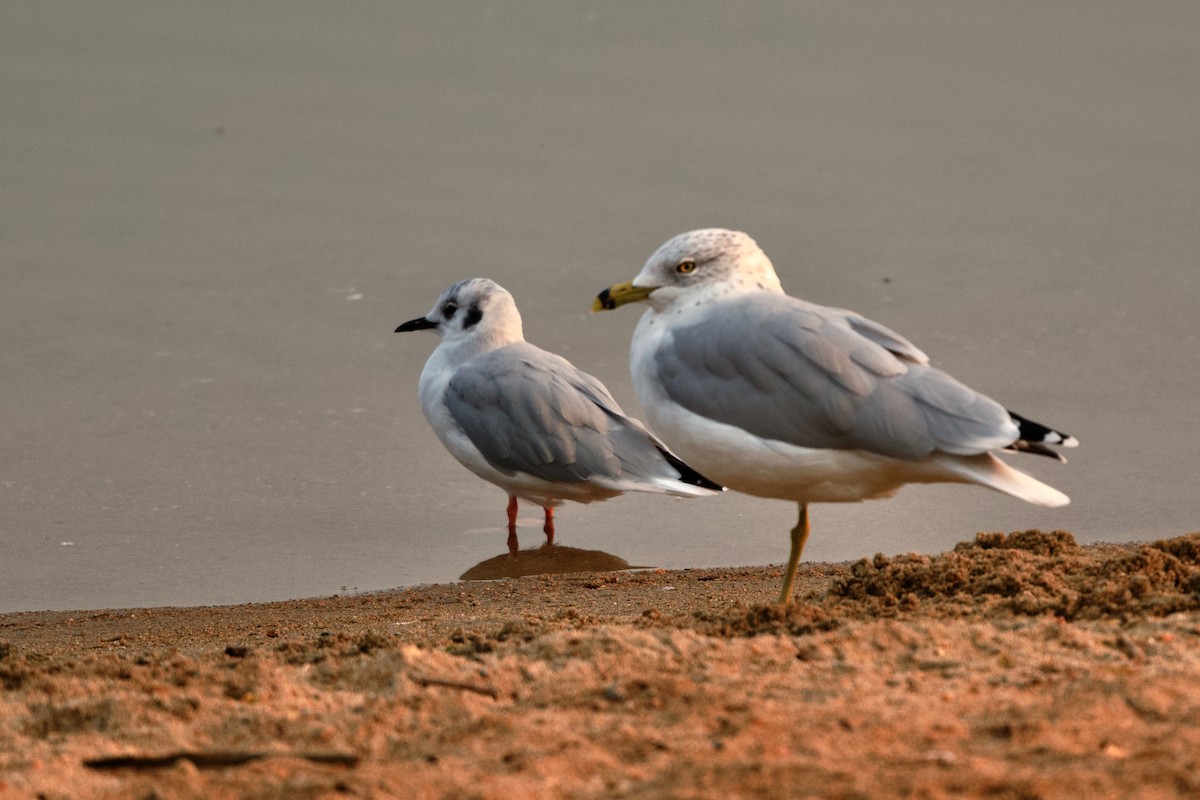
[676,260,697,274]
[442,302,458,317]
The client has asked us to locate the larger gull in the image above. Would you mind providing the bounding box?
[594,229,1076,603]
[397,278,721,553]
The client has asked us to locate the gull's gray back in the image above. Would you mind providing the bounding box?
[653,293,1018,460]
[445,342,677,485]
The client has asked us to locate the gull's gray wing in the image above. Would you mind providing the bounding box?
[838,308,930,365]
[445,342,685,485]
[654,294,1017,460]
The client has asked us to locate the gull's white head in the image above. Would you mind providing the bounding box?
[395,278,524,350]
[594,229,783,313]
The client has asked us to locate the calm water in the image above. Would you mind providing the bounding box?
[3,2,1198,611]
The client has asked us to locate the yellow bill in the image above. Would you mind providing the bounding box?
[593,281,654,312]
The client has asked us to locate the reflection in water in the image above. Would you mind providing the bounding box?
[505,519,554,557]
[460,544,639,581]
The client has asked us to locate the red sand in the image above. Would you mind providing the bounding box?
[3,530,1199,799]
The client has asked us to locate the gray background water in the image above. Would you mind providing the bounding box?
[3,2,1198,612]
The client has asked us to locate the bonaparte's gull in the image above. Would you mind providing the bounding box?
[398,278,721,552]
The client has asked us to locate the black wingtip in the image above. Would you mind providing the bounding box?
[1006,410,1078,461]
[657,446,724,491]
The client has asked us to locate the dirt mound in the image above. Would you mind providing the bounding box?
[831,529,1200,620]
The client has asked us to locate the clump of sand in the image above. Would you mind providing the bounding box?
[832,529,1200,620]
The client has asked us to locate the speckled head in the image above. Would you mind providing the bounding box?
[631,229,784,310]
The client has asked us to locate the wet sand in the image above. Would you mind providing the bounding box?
[3,529,1199,799]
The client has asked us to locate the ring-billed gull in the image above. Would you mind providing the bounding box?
[397,278,721,553]
[593,229,1077,603]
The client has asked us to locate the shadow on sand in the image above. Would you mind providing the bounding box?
[459,544,642,581]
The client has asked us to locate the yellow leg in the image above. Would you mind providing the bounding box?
[778,503,810,605]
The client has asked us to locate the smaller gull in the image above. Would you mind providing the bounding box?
[594,229,1077,603]
[396,278,721,552]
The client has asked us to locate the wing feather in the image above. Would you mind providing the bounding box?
[446,342,697,487]
[654,294,1017,460]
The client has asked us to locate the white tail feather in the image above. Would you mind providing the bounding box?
[592,476,721,498]
[931,453,1070,508]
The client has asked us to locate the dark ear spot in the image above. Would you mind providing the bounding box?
[463,306,483,329]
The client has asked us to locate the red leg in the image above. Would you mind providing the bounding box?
[507,496,519,555]
[542,506,555,545]
[506,496,519,531]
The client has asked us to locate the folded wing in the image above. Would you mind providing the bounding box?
[446,342,717,493]
[654,294,1020,460]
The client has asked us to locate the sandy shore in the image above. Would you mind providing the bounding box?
[2,529,1199,799]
